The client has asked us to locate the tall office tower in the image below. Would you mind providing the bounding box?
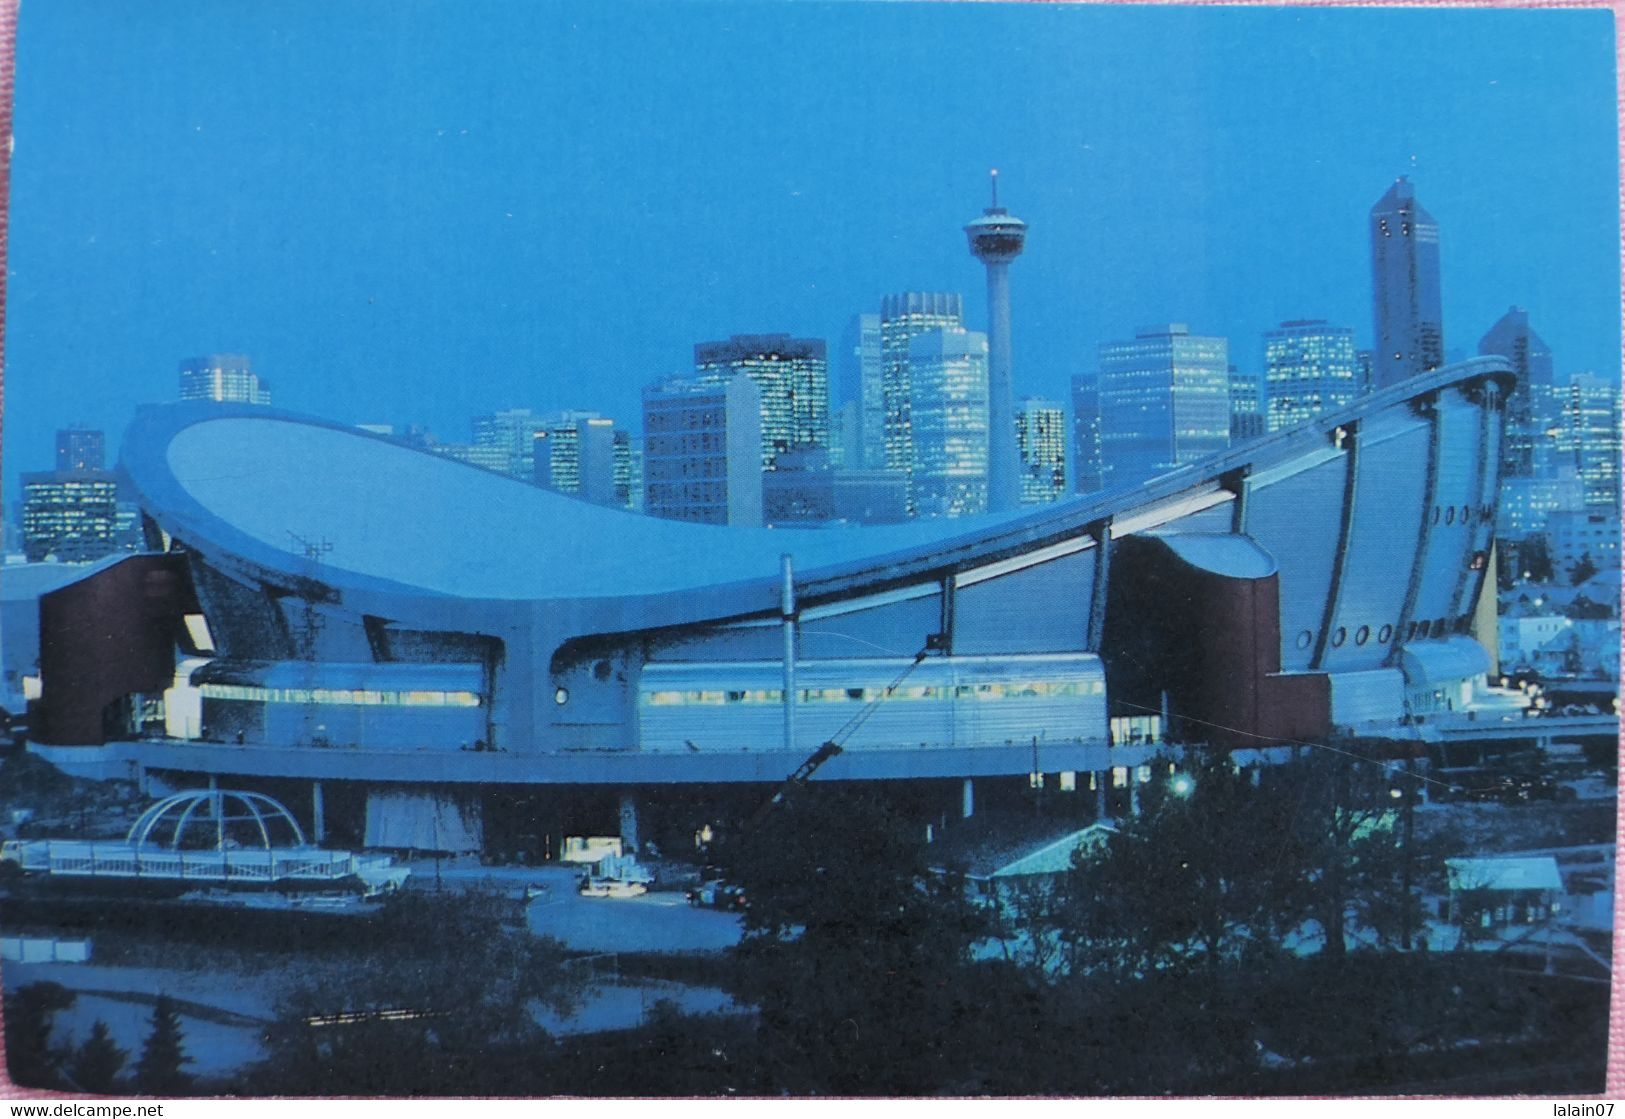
[693,334,828,470]
[964,170,1027,513]
[907,327,989,518]
[1098,324,1230,487]
[54,427,105,472]
[1356,349,1375,395]
[1070,374,1106,494]
[611,429,633,509]
[828,399,863,469]
[1551,373,1622,510]
[1262,319,1359,432]
[1015,397,1066,505]
[472,408,549,479]
[879,292,964,501]
[1227,366,1266,442]
[530,413,632,507]
[178,354,272,405]
[642,373,763,527]
[838,314,884,469]
[21,470,120,562]
[625,441,644,513]
[1369,176,1444,390]
[1478,306,1554,480]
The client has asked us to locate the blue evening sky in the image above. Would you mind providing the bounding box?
[5,1,1618,495]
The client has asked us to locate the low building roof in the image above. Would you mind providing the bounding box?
[1446,856,1562,893]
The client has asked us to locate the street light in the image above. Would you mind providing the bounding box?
[1170,773,1195,798]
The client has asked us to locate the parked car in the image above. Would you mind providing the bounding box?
[685,879,748,911]
[578,875,648,898]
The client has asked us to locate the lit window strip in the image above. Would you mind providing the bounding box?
[200,683,480,708]
[640,678,1105,706]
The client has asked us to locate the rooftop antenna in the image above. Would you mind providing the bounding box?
[989,167,1000,210]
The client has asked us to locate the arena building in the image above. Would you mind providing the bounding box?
[19,359,1512,855]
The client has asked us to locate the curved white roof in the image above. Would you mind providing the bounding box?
[151,412,1028,600]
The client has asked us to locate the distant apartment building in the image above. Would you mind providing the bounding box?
[1263,320,1358,433]
[178,354,271,405]
[1546,509,1621,578]
[1015,396,1066,505]
[642,373,763,527]
[1098,324,1229,487]
[694,334,828,470]
[1499,470,1585,542]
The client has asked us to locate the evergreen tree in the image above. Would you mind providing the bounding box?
[133,994,194,1095]
[69,1020,128,1094]
[3,982,77,1090]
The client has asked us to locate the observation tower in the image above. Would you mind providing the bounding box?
[964,169,1027,513]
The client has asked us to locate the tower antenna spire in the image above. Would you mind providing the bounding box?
[989,168,999,209]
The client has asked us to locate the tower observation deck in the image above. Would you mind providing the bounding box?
[965,170,1027,513]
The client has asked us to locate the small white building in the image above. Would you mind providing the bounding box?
[1446,855,1562,934]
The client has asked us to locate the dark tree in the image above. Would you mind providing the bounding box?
[3,982,77,1090]
[1569,552,1600,587]
[68,1020,128,1094]
[1060,754,1314,981]
[133,994,194,1095]
[720,787,993,1095]
[1277,746,1430,954]
[248,889,579,1095]
[1512,536,1554,585]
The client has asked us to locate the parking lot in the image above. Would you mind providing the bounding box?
[403,859,745,954]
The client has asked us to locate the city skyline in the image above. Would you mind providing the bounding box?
[4,3,1618,500]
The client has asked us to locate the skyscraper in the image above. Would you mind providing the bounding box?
[1478,306,1554,480]
[879,291,964,501]
[964,170,1027,513]
[472,408,549,479]
[1070,374,1106,495]
[54,427,105,472]
[1014,396,1066,505]
[837,313,884,470]
[1227,366,1266,442]
[694,334,828,470]
[178,354,272,405]
[22,470,121,563]
[1097,324,1230,487]
[1262,319,1359,432]
[642,373,763,527]
[534,416,631,507]
[1369,176,1444,390]
[1550,373,1622,510]
[908,327,989,518]
[507,411,635,507]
